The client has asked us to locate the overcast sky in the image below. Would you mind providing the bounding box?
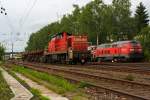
[0,0,149,52]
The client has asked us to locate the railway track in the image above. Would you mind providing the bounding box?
[40,62,150,75]
[95,63,150,70]
[90,62,150,67]
[77,62,150,75]
[29,62,150,75]
[8,61,150,100]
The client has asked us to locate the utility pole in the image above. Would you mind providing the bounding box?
[97,33,99,46]
[0,4,15,59]
[93,4,99,46]
[11,41,14,59]
[96,20,99,46]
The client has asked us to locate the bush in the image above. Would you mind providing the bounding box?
[134,26,150,62]
[0,44,5,61]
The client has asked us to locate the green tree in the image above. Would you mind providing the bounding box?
[78,1,98,44]
[135,2,149,33]
[25,0,137,51]
[0,43,5,60]
[79,0,108,44]
[112,0,133,40]
[59,5,81,34]
[135,26,150,61]
[59,15,74,33]
[25,26,50,51]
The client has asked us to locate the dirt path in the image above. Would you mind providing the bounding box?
[0,68,33,100]
[15,73,69,100]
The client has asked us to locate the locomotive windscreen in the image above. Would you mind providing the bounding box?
[130,41,140,46]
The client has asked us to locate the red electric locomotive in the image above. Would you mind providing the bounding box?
[92,40,143,62]
[23,32,90,64]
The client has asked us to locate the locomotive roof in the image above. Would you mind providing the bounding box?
[97,40,139,48]
[51,32,72,38]
[113,40,139,44]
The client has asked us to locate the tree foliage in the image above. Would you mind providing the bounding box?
[25,0,149,52]
[135,26,150,61]
[135,2,149,33]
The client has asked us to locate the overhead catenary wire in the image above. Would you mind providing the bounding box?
[5,15,15,32]
[0,0,16,53]
[19,0,33,29]
[17,0,38,51]
[19,0,38,32]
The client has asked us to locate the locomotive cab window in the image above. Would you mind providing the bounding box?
[112,44,118,47]
[56,33,63,39]
[130,41,139,46]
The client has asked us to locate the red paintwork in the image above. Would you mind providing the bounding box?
[92,41,142,59]
[48,32,88,53]
[48,32,68,53]
[68,35,88,51]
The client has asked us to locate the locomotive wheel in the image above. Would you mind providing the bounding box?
[97,58,103,62]
[112,58,118,63]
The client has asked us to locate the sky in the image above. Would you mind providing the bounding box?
[0,0,149,52]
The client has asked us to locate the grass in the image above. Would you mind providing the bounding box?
[0,70,14,100]
[0,61,3,65]
[5,68,49,100]
[72,96,88,100]
[30,88,49,100]
[13,66,76,94]
[11,65,89,100]
[78,81,91,88]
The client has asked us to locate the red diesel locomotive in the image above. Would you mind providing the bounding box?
[92,40,143,62]
[23,32,89,64]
